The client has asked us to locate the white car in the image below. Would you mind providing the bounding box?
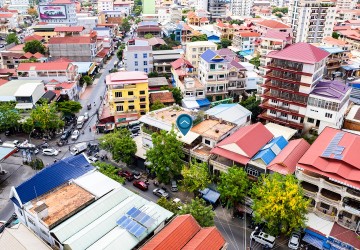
[288,232,301,249]
[42,148,59,156]
[250,231,275,248]
[71,130,80,140]
[84,112,89,121]
[88,156,98,164]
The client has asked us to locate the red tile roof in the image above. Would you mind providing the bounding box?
[267,139,310,175]
[182,227,226,250]
[238,31,261,37]
[323,36,348,46]
[329,223,360,249]
[49,36,93,44]
[53,57,73,62]
[17,62,71,71]
[24,34,43,42]
[170,58,194,70]
[33,52,45,59]
[211,123,273,165]
[150,92,175,104]
[141,215,200,250]
[0,79,9,86]
[267,42,330,64]
[0,13,14,18]
[257,20,291,29]
[263,30,291,41]
[298,127,360,189]
[96,48,110,58]
[54,26,85,32]
[0,69,16,75]
[23,52,34,59]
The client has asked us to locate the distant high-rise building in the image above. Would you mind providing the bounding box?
[288,0,337,43]
[336,0,356,10]
[229,0,253,16]
[196,0,226,20]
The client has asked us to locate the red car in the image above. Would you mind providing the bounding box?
[133,180,148,191]
[118,170,134,181]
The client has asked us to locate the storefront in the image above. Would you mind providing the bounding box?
[302,229,331,250]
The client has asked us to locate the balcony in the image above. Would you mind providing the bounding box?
[322,179,344,194]
[346,188,360,202]
[258,112,304,129]
[301,182,319,199]
[267,63,304,74]
[190,144,212,162]
[337,216,358,231]
[342,197,360,216]
[314,207,336,222]
[261,82,306,97]
[265,72,309,87]
[318,189,341,207]
[261,92,307,108]
[297,170,321,186]
[260,100,305,117]
[111,96,137,101]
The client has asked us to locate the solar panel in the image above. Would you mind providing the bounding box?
[117,215,147,238]
[126,207,156,228]
[334,155,343,160]
[126,207,138,217]
[321,132,346,158]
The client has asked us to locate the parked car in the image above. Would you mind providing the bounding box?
[84,112,89,121]
[87,103,92,110]
[347,77,355,81]
[38,142,49,149]
[153,188,169,198]
[132,170,141,179]
[130,126,140,134]
[171,180,178,192]
[42,148,59,156]
[133,180,148,191]
[118,170,134,181]
[288,232,301,249]
[60,130,72,141]
[250,231,275,248]
[88,156,98,164]
[71,130,80,140]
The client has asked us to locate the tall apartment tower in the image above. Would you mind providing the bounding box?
[197,0,227,20]
[336,0,356,10]
[230,0,253,17]
[288,0,337,43]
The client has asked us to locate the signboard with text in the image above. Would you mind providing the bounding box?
[39,5,67,19]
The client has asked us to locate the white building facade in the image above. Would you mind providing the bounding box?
[124,45,153,73]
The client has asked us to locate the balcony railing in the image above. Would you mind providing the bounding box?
[303,189,317,199]
[297,171,320,185]
[337,217,357,231]
[111,96,137,101]
[209,159,230,172]
[314,207,336,222]
[322,179,344,194]
[318,193,340,207]
[342,203,360,216]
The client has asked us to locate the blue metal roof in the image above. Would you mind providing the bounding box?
[196,98,211,107]
[252,136,288,165]
[14,154,94,205]
[200,188,220,204]
[200,49,225,63]
[319,46,345,54]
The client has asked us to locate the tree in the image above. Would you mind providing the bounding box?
[56,101,82,116]
[171,87,182,105]
[0,102,21,132]
[332,32,340,39]
[179,198,215,227]
[80,75,93,86]
[157,197,180,213]
[99,129,137,165]
[144,33,154,39]
[27,7,38,17]
[229,19,244,25]
[272,7,288,14]
[275,13,283,18]
[191,34,208,42]
[23,40,46,54]
[109,68,118,73]
[6,33,19,45]
[218,166,250,209]
[24,103,64,135]
[151,100,165,111]
[219,38,232,49]
[148,71,159,78]
[249,55,260,68]
[94,162,125,184]
[251,173,310,236]
[135,17,141,24]
[121,18,131,33]
[240,95,261,122]
[21,58,38,63]
[145,129,184,183]
[154,44,173,50]
[181,161,211,196]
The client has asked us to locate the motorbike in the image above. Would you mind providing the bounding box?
[154,180,159,187]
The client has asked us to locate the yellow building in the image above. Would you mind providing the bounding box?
[106,71,149,124]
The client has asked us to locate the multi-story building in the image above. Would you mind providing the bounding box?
[113,1,132,16]
[106,71,149,119]
[316,46,350,77]
[54,26,85,36]
[123,45,153,73]
[288,0,337,43]
[337,9,360,21]
[98,0,113,12]
[198,49,229,101]
[185,41,217,74]
[152,49,183,74]
[17,61,79,84]
[336,0,356,10]
[259,42,330,132]
[254,20,292,36]
[48,32,98,62]
[136,21,162,37]
[0,12,18,35]
[229,0,253,17]
[0,51,46,69]
[196,0,226,20]
[38,0,78,26]
[186,11,209,26]
[296,127,360,250]
[232,32,261,53]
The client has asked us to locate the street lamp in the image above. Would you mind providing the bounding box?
[29,129,35,144]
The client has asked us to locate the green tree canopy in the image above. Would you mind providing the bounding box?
[191,34,208,42]
[251,173,310,236]
[218,166,250,208]
[181,161,211,196]
[80,75,93,86]
[0,102,21,132]
[23,40,46,54]
[144,33,154,39]
[99,129,137,165]
[332,32,340,39]
[249,55,260,68]
[157,197,180,213]
[6,33,19,45]
[272,7,288,14]
[179,198,215,227]
[121,18,131,32]
[229,19,244,25]
[145,129,184,183]
[240,95,261,122]
[150,100,165,111]
[171,87,182,105]
[94,162,125,184]
[56,101,82,116]
[218,38,232,49]
[154,44,173,50]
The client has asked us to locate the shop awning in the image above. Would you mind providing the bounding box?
[303,234,324,249]
[342,65,353,71]
[15,103,33,109]
[200,188,220,205]
[196,98,211,107]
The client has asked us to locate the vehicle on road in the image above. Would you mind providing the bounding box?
[42,148,59,156]
[250,231,275,248]
[130,126,140,134]
[84,112,89,121]
[153,188,169,198]
[288,232,301,249]
[347,77,355,81]
[132,170,141,179]
[70,142,87,155]
[87,103,92,110]
[133,180,148,191]
[171,180,178,192]
[71,130,80,140]
[60,130,72,141]
[118,170,134,181]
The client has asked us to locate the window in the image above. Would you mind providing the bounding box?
[140,104,146,108]
[135,68,138,71]
[192,55,196,58]
[247,116,250,122]
[135,61,138,66]
[141,111,146,115]
[140,98,146,102]
[210,64,215,70]
[280,113,287,117]
[270,110,276,115]
[116,105,123,111]
[115,92,122,97]
[192,48,196,52]
[320,202,330,210]
[27,217,35,226]
[292,115,298,120]
[18,208,23,216]
[208,75,214,79]
[219,74,225,79]
[144,61,148,66]
[128,91,133,95]
[143,53,147,58]
[128,100,134,103]
[134,54,138,59]
[247,168,259,177]
[197,91,203,96]
[140,90,145,95]
[205,139,211,145]
[283,102,289,106]
[307,118,314,123]
[128,105,135,110]
[325,113,333,118]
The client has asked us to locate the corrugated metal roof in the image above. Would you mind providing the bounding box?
[200,49,227,63]
[205,104,251,126]
[13,154,94,205]
[252,136,288,165]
